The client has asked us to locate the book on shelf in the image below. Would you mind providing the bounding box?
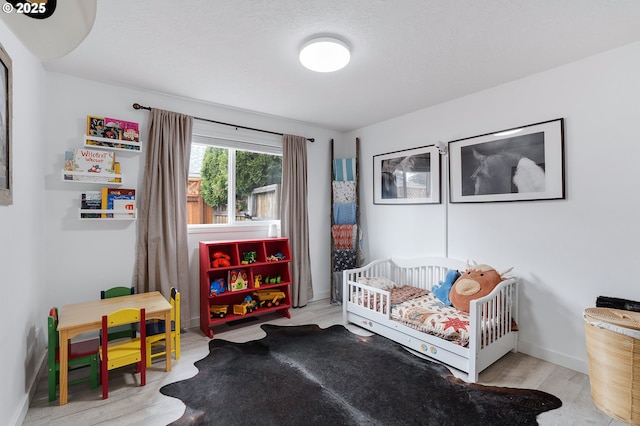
[63,151,74,181]
[101,187,135,218]
[112,197,136,218]
[86,116,112,148]
[72,148,117,182]
[80,191,102,218]
[105,117,140,143]
[87,116,105,137]
[122,123,139,143]
[85,115,140,149]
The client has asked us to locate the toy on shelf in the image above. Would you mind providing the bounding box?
[241,251,257,264]
[229,269,248,292]
[233,296,257,315]
[210,278,226,296]
[211,251,231,268]
[263,275,282,284]
[254,290,286,308]
[210,305,228,318]
[199,239,292,339]
[266,252,286,262]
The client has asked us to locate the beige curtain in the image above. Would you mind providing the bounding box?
[135,108,193,325]
[280,134,313,307]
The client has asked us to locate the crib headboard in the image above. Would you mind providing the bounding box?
[389,257,466,290]
[342,257,468,292]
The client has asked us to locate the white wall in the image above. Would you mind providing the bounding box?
[0,21,46,425]
[347,41,640,374]
[44,73,339,332]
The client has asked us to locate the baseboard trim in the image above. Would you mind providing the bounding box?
[12,349,46,426]
[518,340,589,375]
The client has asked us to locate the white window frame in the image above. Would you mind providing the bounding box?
[188,120,282,234]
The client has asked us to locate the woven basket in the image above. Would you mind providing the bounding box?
[584,307,640,425]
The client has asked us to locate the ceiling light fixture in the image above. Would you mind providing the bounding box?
[299,37,350,72]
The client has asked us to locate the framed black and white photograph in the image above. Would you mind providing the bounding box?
[0,43,12,206]
[449,118,564,203]
[373,145,441,204]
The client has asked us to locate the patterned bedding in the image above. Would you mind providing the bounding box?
[354,283,472,347]
[390,290,471,347]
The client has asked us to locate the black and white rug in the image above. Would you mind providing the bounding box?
[161,324,561,425]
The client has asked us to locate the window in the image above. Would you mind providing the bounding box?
[188,121,282,226]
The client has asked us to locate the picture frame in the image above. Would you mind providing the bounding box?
[449,118,564,203]
[373,145,441,204]
[0,43,12,206]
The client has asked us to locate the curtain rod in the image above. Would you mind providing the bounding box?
[132,103,314,142]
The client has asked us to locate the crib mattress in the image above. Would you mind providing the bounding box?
[391,291,471,347]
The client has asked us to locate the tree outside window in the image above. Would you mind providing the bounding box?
[189,144,282,224]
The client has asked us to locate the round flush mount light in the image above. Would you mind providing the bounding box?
[299,37,351,72]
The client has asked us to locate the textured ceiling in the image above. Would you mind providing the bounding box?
[41,0,640,132]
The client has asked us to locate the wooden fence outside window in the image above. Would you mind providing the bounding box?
[187,178,279,224]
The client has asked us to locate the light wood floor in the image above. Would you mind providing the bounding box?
[23,300,623,426]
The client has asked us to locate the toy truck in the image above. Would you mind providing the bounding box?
[210,305,228,318]
[253,290,286,308]
[233,296,257,315]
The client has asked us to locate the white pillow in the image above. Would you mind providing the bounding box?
[356,276,398,290]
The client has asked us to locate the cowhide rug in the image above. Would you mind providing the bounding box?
[161,324,561,425]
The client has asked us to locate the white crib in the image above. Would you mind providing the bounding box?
[343,257,518,382]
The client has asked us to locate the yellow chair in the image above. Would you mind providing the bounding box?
[100,308,146,399]
[146,287,180,367]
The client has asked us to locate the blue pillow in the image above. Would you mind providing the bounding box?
[432,269,460,306]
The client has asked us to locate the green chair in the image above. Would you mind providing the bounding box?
[100,286,135,299]
[48,307,100,402]
[100,286,136,341]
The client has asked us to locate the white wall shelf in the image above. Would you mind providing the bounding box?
[84,135,142,153]
[79,208,137,220]
[62,169,123,184]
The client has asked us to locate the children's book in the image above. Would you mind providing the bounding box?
[80,191,102,218]
[104,117,140,149]
[112,197,136,218]
[102,117,123,140]
[72,148,116,182]
[87,116,105,137]
[86,116,108,148]
[117,119,139,142]
[64,151,74,181]
[101,187,135,218]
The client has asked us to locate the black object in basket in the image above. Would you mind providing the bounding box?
[596,295,640,313]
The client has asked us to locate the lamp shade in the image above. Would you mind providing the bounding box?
[299,37,350,72]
